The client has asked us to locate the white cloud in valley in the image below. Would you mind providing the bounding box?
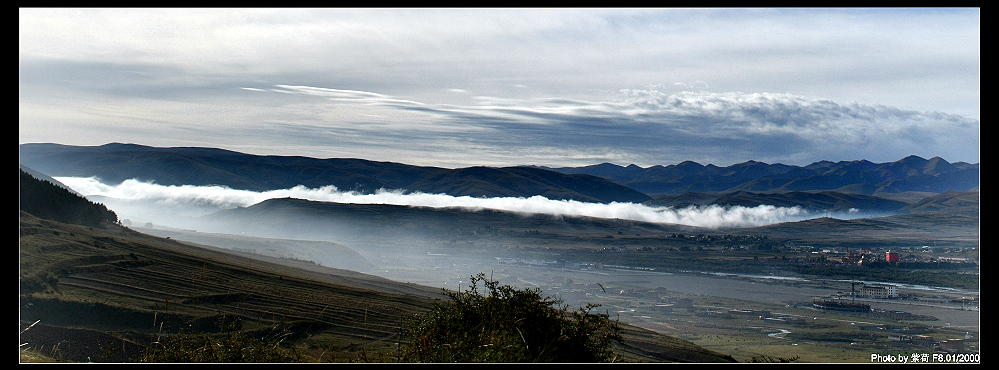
[56,176,821,229]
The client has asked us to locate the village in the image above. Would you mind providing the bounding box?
[475,247,979,358]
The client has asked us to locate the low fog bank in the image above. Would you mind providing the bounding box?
[134,226,377,273]
[57,176,864,230]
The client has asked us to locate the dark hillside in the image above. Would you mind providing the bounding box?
[195,197,709,247]
[408,166,651,203]
[20,164,81,195]
[19,169,118,227]
[19,142,441,192]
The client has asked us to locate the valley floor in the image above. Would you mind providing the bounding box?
[366,252,979,363]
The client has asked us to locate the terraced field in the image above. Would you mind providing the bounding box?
[19,212,443,361]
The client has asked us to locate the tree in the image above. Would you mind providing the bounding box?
[19,169,118,227]
[398,273,621,363]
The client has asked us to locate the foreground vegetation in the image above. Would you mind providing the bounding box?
[127,273,625,363]
[398,273,622,362]
[138,317,307,363]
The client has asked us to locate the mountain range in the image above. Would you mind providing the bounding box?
[19,143,979,214]
[543,155,979,196]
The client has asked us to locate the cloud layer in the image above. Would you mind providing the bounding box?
[20,8,979,168]
[232,85,980,167]
[57,176,820,229]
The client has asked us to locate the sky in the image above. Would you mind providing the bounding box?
[19,8,980,169]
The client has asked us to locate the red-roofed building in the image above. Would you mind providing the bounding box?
[886,250,900,263]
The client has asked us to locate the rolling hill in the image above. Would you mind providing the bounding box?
[646,190,912,213]
[188,196,707,250]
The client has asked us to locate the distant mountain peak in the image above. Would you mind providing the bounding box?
[675,160,705,169]
[899,155,929,163]
[587,162,625,170]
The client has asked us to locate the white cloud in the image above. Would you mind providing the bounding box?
[57,176,818,229]
[244,85,978,166]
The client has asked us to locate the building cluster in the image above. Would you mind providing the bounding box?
[799,245,978,265]
[821,249,898,264]
[816,248,973,266]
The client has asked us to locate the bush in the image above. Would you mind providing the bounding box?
[750,355,800,363]
[397,273,621,363]
[139,317,304,363]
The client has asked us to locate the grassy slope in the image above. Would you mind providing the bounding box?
[19,212,736,363]
[19,212,442,362]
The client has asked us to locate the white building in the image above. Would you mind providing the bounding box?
[861,283,899,299]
